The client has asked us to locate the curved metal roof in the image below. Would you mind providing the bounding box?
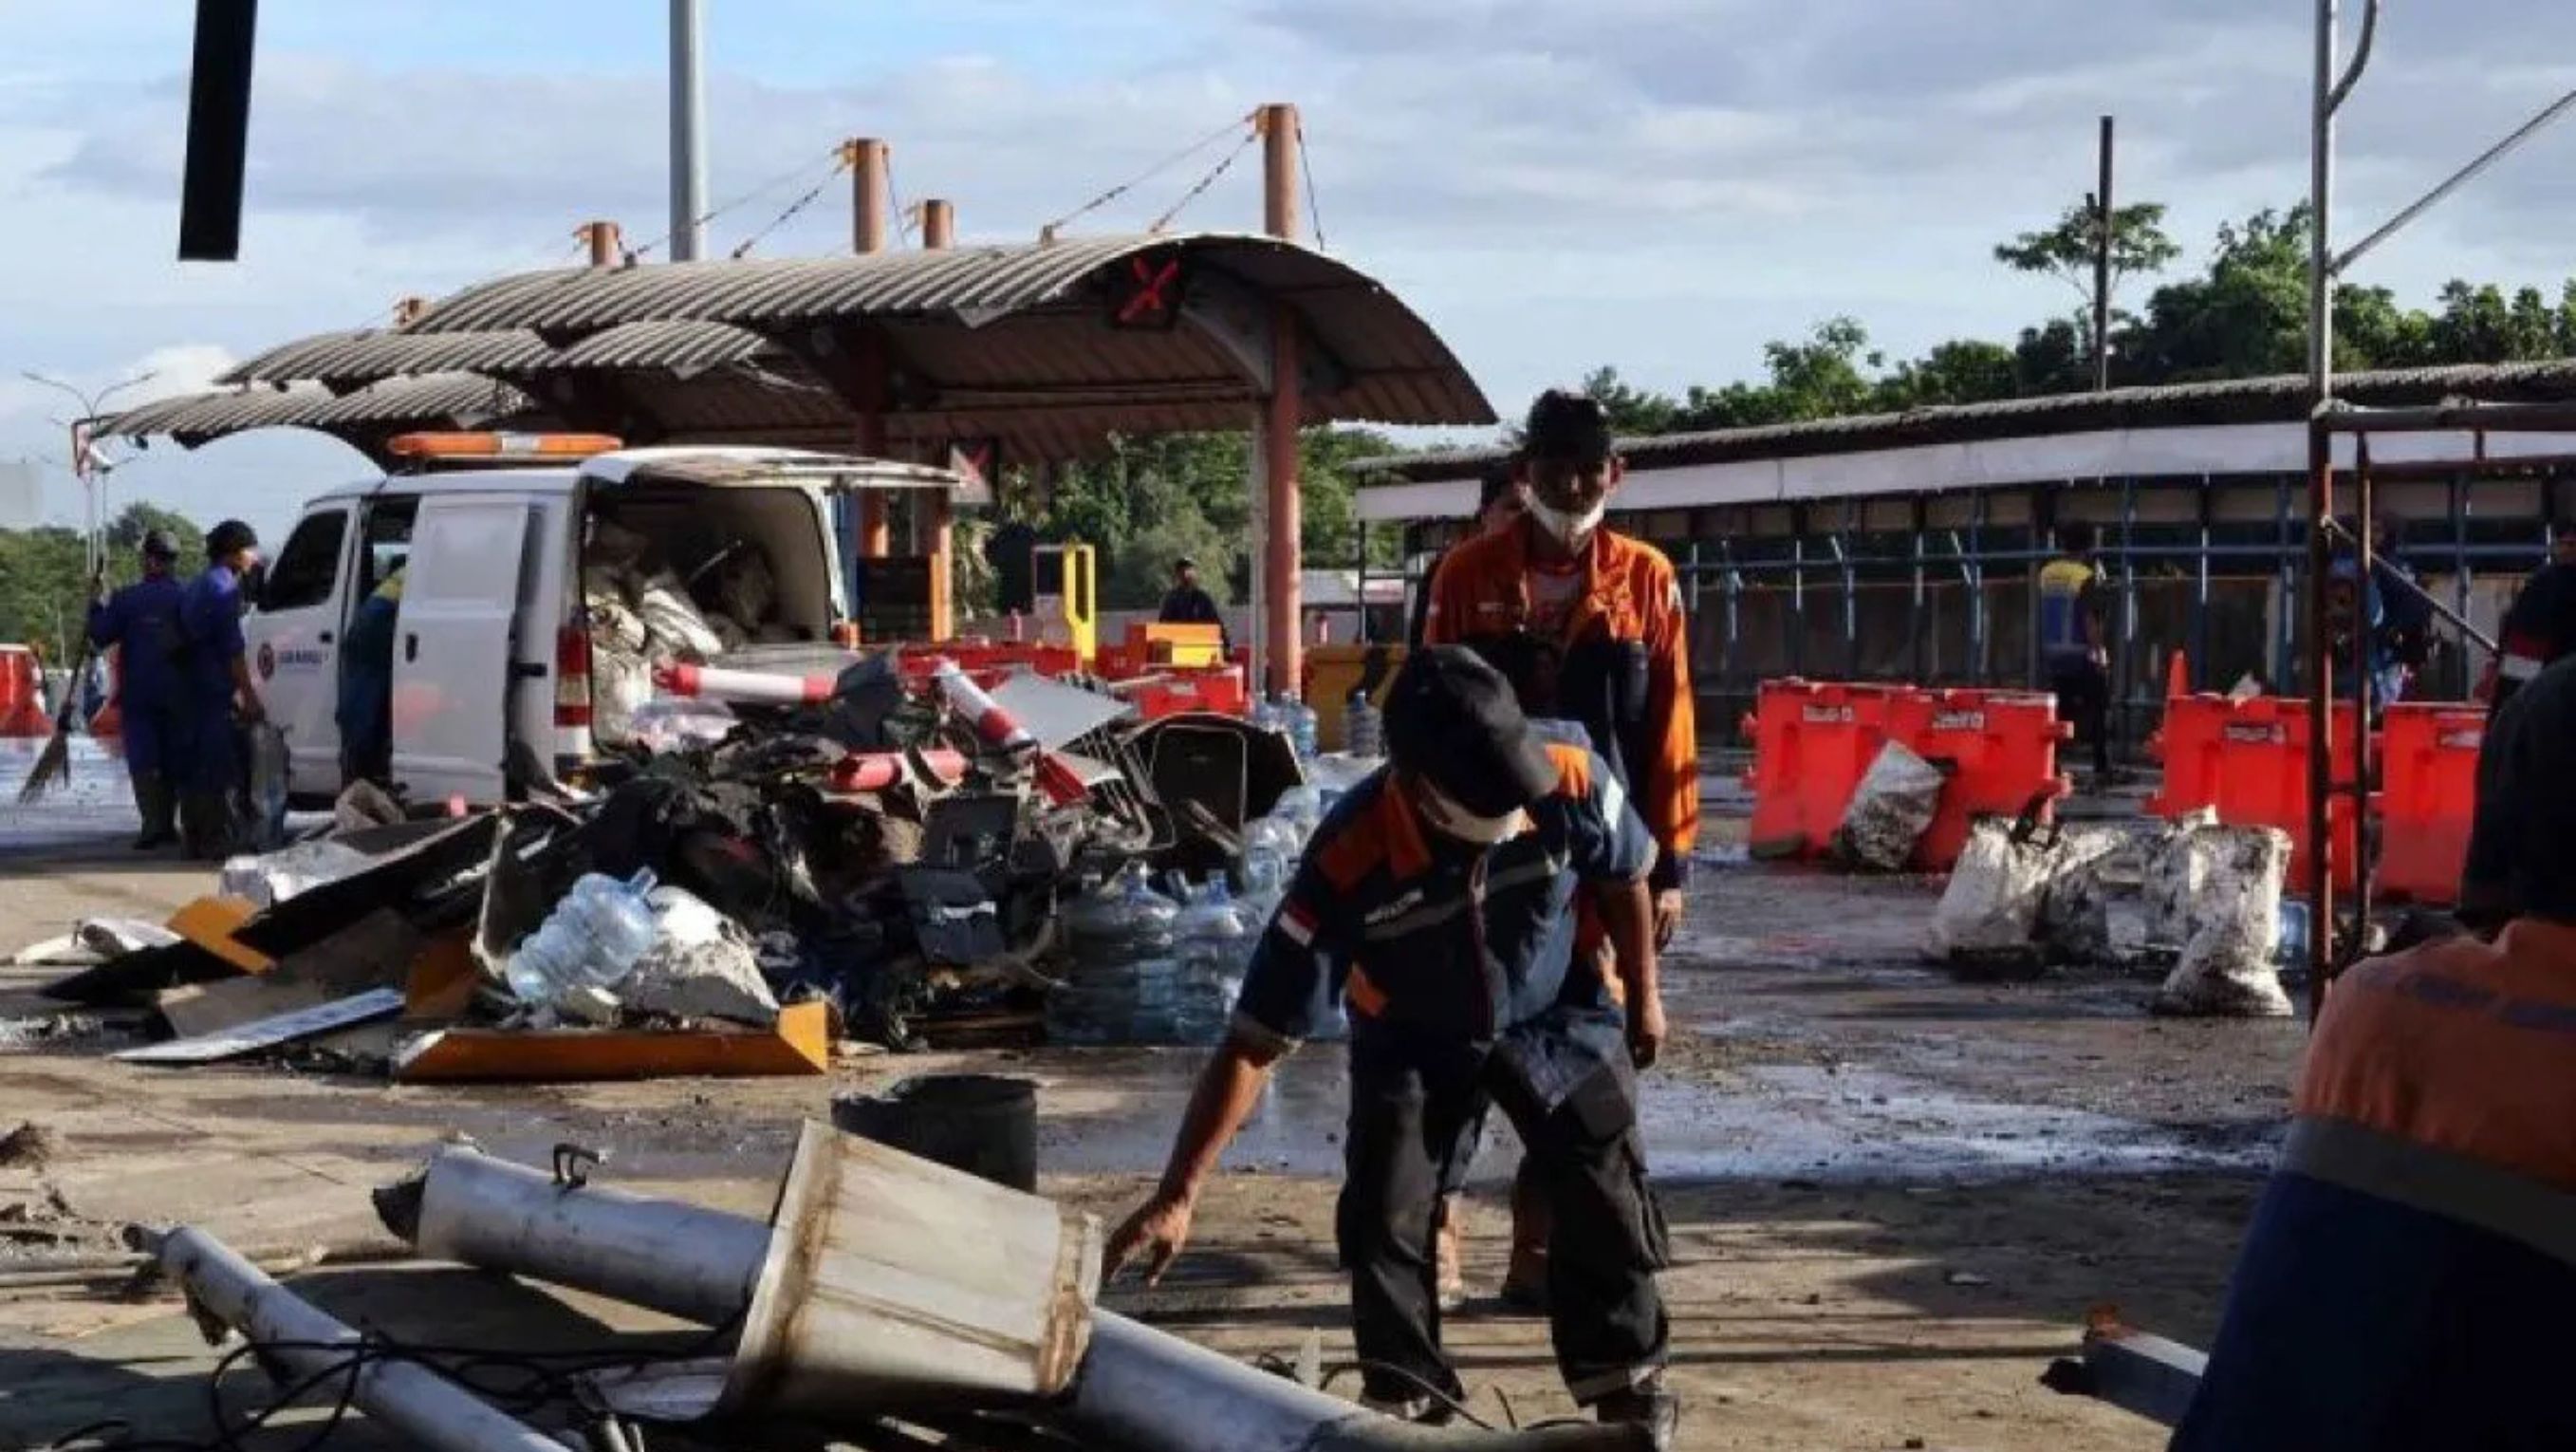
[100,374,535,447]
[96,232,1490,462]
[1361,359,2576,482]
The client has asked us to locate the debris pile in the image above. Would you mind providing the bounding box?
[9,647,1376,1081]
[1923,802,2299,1015]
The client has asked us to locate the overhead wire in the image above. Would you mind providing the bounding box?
[730,152,853,259]
[1148,125,1260,233]
[627,147,848,262]
[1041,110,1256,238]
[1296,117,1328,251]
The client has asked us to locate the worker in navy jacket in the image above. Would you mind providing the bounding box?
[1106,646,1678,1446]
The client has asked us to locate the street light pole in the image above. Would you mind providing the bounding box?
[20,370,156,574]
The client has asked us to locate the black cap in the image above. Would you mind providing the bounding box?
[1383,645,1558,816]
[1173,556,1198,571]
[1522,388,1613,468]
[208,519,257,560]
[139,530,178,561]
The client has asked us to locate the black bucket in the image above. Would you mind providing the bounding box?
[831,1073,1039,1192]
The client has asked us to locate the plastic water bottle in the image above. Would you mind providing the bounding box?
[1251,693,1281,734]
[1344,690,1383,758]
[505,870,660,1007]
[1288,695,1320,761]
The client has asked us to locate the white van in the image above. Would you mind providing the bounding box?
[243,442,963,807]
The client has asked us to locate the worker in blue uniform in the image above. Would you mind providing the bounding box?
[86,530,190,850]
[178,520,264,859]
[1106,646,1678,1446]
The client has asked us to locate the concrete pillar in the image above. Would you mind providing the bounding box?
[916,201,955,634]
[1257,102,1303,695]
[845,139,892,556]
[581,219,621,268]
[846,138,890,255]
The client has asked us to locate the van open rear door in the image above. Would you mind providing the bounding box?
[391,498,536,804]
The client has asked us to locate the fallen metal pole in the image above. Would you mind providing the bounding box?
[387,1146,1645,1452]
[153,1224,563,1452]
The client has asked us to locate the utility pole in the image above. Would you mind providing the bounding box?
[2092,115,2115,392]
[668,0,707,261]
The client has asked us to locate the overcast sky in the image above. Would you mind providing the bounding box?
[4,0,2573,538]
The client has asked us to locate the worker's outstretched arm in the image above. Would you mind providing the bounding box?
[1105,1033,1286,1283]
[1598,874,1664,1069]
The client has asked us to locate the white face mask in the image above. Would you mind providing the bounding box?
[1414,777,1527,845]
[1525,494,1605,547]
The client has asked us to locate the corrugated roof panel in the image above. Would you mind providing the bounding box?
[1355,358,2576,481]
[545,320,771,372]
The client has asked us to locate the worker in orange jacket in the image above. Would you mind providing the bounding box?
[1423,387,1698,1308]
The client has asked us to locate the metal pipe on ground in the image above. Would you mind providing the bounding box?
[151,1224,563,1452]
[382,1145,1646,1452]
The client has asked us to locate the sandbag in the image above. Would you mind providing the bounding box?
[2147,819,2294,1017]
[620,886,778,1026]
[1832,739,1945,871]
[591,646,654,747]
[1927,812,2062,963]
[635,572,725,660]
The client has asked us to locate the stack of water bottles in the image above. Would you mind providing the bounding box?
[1253,690,1321,762]
[504,870,662,1016]
[1047,862,1180,1046]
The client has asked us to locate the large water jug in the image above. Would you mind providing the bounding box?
[505,870,660,1008]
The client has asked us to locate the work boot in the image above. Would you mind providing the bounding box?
[129,772,176,850]
[179,791,234,861]
[1596,1376,1680,1451]
[1434,1193,1469,1311]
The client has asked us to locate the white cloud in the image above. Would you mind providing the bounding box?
[6,0,2576,525]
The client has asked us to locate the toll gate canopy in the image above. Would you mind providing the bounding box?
[94,233,1493,466]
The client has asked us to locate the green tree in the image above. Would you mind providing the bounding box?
[1994,197,2186,306]
[1878,339,2021,408]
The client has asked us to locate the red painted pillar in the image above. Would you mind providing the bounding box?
[846,138,892,555]
[921,198,954,639]
[1259,102,1303,696]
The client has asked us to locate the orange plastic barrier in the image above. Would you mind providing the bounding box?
[2377,703,2485,905]
[1883,689,2070,870]
[2148,694,2361,894]
[1740,680,1900,859]
[0,646,48,737]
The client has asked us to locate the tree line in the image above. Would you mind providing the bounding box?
[0,503,205,661]
[1580,200,2576,434]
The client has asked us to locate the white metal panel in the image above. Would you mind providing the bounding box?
[391,499,534,804]
[243,505,358,797]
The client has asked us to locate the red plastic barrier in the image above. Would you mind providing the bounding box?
[0,646,47,737]
[2148,694,2362,894]
[1121,665,1251,722]
[1740,679,1900,859]
[2377,703,2485,905]
[1883,688,2070,870]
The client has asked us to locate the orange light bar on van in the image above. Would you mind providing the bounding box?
[385,431,624,460]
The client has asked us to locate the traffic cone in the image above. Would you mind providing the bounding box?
[2166,650,2190,700]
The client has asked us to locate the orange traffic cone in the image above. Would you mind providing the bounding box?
[2165,650,2190,700]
